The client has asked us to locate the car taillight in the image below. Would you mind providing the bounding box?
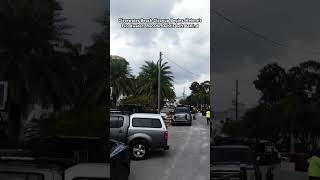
[164,131,168,141]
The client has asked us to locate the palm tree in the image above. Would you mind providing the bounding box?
[137,61,175,108]
[70,11,109,107]
[24,12,109,141]
[0,0,71,144]
[110,56,132,107]
[83,11,108,107]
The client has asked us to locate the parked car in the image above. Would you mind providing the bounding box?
[172,107,192,126]
[0,136,112,180]
[0,160,110,180]
[211,145,262,180]
[160,108,174,120]
[110,112,169,160]
[110,139,131,180]
[0,156,110,180]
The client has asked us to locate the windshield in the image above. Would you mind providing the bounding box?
[0,172,44,180]
[175,108,189,113]
[211,147,253,164]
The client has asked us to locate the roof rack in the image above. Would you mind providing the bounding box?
[110,110,133,115]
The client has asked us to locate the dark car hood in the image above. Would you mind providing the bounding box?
[110,140,128,159]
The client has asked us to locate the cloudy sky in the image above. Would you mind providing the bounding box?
[212,0,320,111]
[110,0,210,98]
[59,0,106,47]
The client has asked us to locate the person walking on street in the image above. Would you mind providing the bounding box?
[308,148,320,180]
[193,107,197,120]
[206,110,211,125]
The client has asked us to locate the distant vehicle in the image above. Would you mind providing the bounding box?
[160,108,175,120]
[172,106,192,126]
[160,112,167,120]
[211,145,262,180]
[110,112,169,160]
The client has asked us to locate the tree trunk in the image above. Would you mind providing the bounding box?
[8,102,22,145]
[112,94,117,108]
[290,122,295,153]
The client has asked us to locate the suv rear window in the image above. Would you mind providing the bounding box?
[175,108,189,113]
[132,118,162,128]
[110,116,124,128]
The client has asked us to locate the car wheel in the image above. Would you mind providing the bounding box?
[131,140,149,160]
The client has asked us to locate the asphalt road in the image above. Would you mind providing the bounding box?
[260,162,308,180]
[129,115,210,180]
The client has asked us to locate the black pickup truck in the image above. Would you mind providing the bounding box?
[211,145,262,180]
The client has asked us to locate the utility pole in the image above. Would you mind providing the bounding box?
[182,87,186,99]
[158,52,162,113]
[235,80,239,121]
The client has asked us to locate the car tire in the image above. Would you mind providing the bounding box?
[131,140,149,160]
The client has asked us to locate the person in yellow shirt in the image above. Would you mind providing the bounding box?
[308,148,320,180]
[206,110,211,125]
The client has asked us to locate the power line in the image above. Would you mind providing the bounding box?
[213,9,320,56]
[213,9,288,48]
[162,54,201,77]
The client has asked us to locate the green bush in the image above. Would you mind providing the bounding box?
[25,106,106,141]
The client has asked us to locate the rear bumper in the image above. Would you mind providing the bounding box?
[172,119,190,123]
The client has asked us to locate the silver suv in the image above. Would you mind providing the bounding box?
[172,107,192,126]
[110,112,169,160]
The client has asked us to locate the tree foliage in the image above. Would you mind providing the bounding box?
[223,61,320,151]
[137,61,175,108]
[110,56,132,106]
[0,0,73,144]
[181,80,210,106]
[25,106,105,141]
[0,0,108,144]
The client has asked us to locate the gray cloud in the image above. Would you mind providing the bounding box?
[212,0,320,111]
[60,0,106,46]
[111,0,210,97]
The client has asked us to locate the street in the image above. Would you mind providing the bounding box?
[260,162,308,180]
[129,115,210,180]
